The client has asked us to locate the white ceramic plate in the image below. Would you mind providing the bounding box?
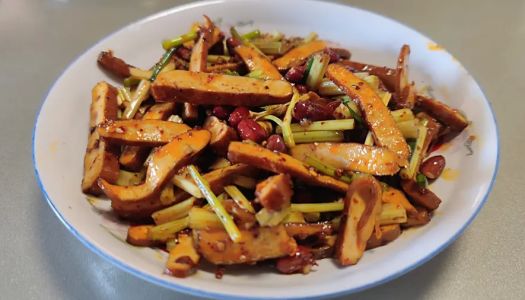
[33,0,499,298]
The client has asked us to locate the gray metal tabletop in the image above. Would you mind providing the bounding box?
[1,0,522,299]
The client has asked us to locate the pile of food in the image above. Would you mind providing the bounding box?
[82,15,469,277]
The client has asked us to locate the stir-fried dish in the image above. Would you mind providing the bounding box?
[83,16,469,277]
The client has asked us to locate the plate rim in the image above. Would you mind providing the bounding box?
[32,0,500,299]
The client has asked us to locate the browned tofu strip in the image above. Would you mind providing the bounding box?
[189,26,211,73]
[126,225,157,247]
[335,176,382,266]
[227,142,348,193]
[339,60,396,91]
[184,16,216,123]
[97,51,132,78]
[203,116,238,155]
[166,233,200,278]
[326,64,410,166]
[120,103,176,171]
[403,206,431,227]
[99,130,210,216]
[235,45,282,80]
[81,131,119,195]
[365,224,401,250]
[394,45,416,108]
[89,81,119,130]
[82,81,119,195]
[284,222,334,239]
[273,40,327,70]
[290,143,400,176]
[152,70,293,106]
[193,225,297,265]
[97,120,190,146]
[207,62,241,73]
[255,174,293,211]
[143,102,177,120]
[400,179,441,211]
[415,95,469,132]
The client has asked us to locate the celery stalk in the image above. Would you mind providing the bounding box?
[188,165,242,242]
[292,130,344,143]
[416,173,428,188]
[284,119,355,132]
[340,96,363,124]
[188,207,223,230]
[152,197,196,225]
[246,69,265,79]
[378,203,407,225]
[283,211,306,223]
[123,77,140,87]
[149,216,189,242]
[123,79,151,119]
[241,29,261,40]
[262,114,284,128]
[118,87,132,104]
[162,31,198,50]
[251,40,287,55]
[172,169,203,198]
[150,47,177,81]
[400,120,428,179]
[129,67,152,80]
[208,158,232,170]
[303,32,318,43]
[255,208,290,226]
[282,92,302,147]
[396,119,419,139]
[207,55,232,63]
[224,185,255,213]
[364,132,374,146]
[391,108,415,123]
[305,53,330,91]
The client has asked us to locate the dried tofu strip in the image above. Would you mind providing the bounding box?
[152,70,293,107]
[89,81,119,130]
[185,16,217,122]
[415,95,468,132]
[339,60,396,91]
[165,233,200,278]
[394,45,416,108]
[99,130,210,217]
[235,45,282,80]
[335,176,382,266]
[120,103,176,171]
[82,81,119,195]
[81,131,119,195]
[227,142,348,193]
[193,225,297,265]
[326,64,410,166]
[272,40,327,70]
[290,143,400,176]
[98,120,190,146]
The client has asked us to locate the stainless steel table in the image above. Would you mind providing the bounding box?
[1,0,522,299]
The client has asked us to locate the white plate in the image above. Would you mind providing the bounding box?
[33,0,499,298]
